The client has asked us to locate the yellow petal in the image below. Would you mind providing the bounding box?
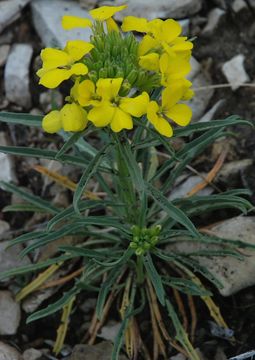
[77,79,95,106]
[61,103,88,132]
[42,110,62,133]
[65,40,94,62]
[138,35,158,56]
[159,53,191,85]
[89,5,127,21]
[147,101,173,137]
[39,68,73,88]
[70,63,88,75]
[165,103,192,126]
[96,78,123,101]
[110,108,133,132]
[70,78,80,101]
[62,15,92,30]
[121,16,149,33]
[106,17,119,32]
[139,53,159,71]
[40,48,70,69]
[88,102,115,127]
[119,92,149,117]
[154,19,181,43]
[162,85,184,110]
[171,41,193,52]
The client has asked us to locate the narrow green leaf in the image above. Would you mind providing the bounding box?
[3,204,48,213]
[146,182,200,238]
[73,144,111,214]
[163,277,212,296]
[0,112,42,126]
[143,253,165,305]
[0,255,73,281]
[55,131,86,159]
[0,181,59,215]
[27,286,80,323]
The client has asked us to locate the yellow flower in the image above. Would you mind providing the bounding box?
[122,16,193,58]
[42,103,88,133]
[147,84,192,137]
[90,5,127,32]
[77,77,149,132]
[159,52,191,86]
[37,40,94,88]
[62,15,92,30]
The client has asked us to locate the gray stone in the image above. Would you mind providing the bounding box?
[0,44,10,67]
[0,342,22,360]
[169,175,214,201]
[4,44,33,108]
[202,8,225,37]
[98,321,121,341]
[0,291,21,335]
[222,54,250,90]
[22,348,42,360]
[199,99,225,123]
[31,0,92,48]
[168,216,255,296]
[0,0,30,34]
[232,0,247,12]
[0,240,30,275]
[188,71,214,122]
[188,56,201,81]
[216,159,253,183]
[170,354,186,360]
[0,220,10,236]
[179,19,190,36]
[0,132,17,183]
[69,342,128,360]
[113,0,203,20]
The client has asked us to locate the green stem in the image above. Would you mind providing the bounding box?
[136,256,144,284]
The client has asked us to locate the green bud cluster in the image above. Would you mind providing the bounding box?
[83,23,161,93]
[130,225,161,256]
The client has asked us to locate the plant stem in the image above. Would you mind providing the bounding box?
[136,256,144,284]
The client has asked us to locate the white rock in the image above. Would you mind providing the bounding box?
[179,19,190,36]
[222,54,250,91]
[0,220,10,236]
[31,0,92,48]
[168,216,255,296]
[4,44,33,108]
[113,0,203,20]
[0,0,30,33]
[232,0,247,12]
[0,132,17,182]
[199,99,225,122]
[188,56,201,81]
[0,240,30,274]
[98,321,121,341]
[0,342,22,360]
[0,291,21,335]
[202,8,225,37]
[189,71,214,122]
[22,348,42,360]
[0,44,10,67]
[169,175,214,201]
[170,354,186,360]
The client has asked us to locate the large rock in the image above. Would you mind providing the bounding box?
[0,132,17,183]
[0,44,10,67]
[31,0,92,48]
[168,217,255,296]
[0,0,30,33]
[0,291,21,335]
[222,54,250,91]
[0,342,22,360]
[0,240,30,275]
[22,348,42,360]
[69,342,128,360]
[4,44,33,108]
[113,0,203,20]
[188,71,214,122]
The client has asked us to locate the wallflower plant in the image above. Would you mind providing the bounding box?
[0,4,253,360]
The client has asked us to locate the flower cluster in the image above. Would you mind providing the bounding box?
[38,5,194,137]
